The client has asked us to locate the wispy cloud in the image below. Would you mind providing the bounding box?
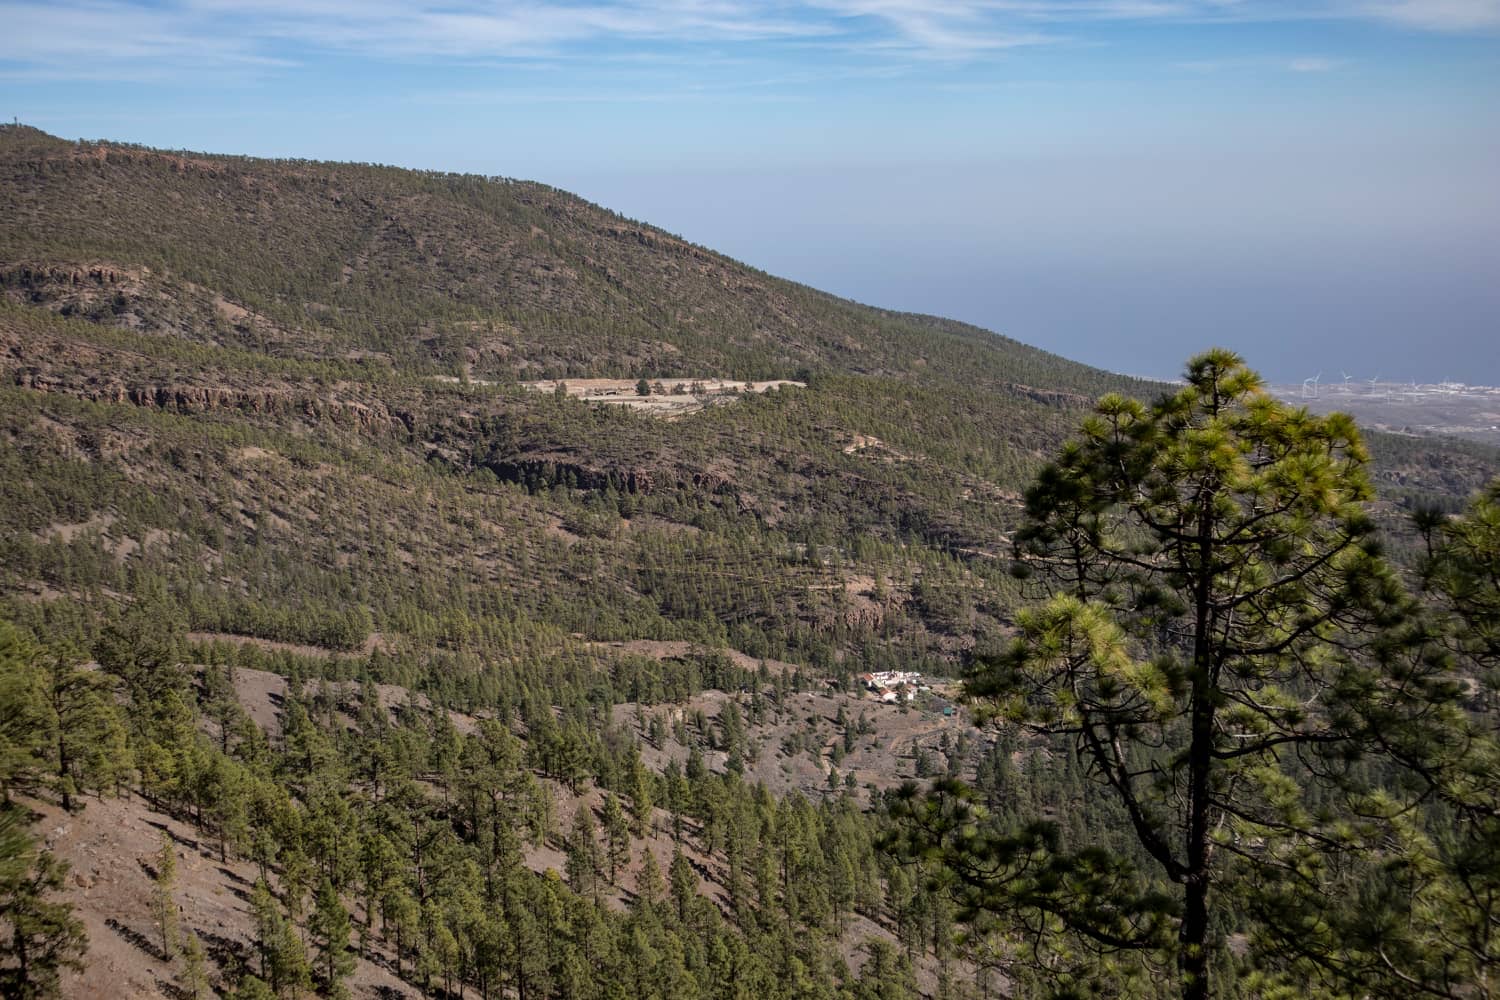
[1286,55,1344,71]
[0,0,837,77]
[1177,53,1347,72]
[0,0,1492,83]
[2,1,288,76]
[1359,0,1500,31]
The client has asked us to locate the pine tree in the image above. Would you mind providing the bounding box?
[636,847,664,913]
[150,830,178,957]
[891,351,1427,1000]
[0,626,48,805]
[231,974,276,1000]
[194,748,249,862]
[565,805,600,903]
[627,755,655,837]
[602,794,630,885]
[1255,479,1500,996]
[855,938,917,1000]
[250,876,310,996]
[381,886,419,978]
[179,929,209,1000]
[270,915,313,999]
[0,810,86,1000]
[308,878,354,993]
[669,846,696,925]
[39,647,123,812]
[93,598,186,717]
[202,661,242,755]
[250,878,278,981]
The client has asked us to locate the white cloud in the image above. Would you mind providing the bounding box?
[0,0,838,75]
[0,0,1491,83]
[1286,56,1344,71]
[1359,0,1500,30]
[1175,53,1347,72]
[0,1,283,70]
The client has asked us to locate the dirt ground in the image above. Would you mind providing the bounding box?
[615,687,982,803]
[605,629,985,806]
[224,663,476,737]
[187,630,391,660]
[42,637,988,998]
[35,795,418,1000]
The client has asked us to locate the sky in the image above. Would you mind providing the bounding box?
[4,1,1498,383]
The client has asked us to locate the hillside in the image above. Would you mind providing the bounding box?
[1,125,1496,1000]
[0,124,1135,392]
[0,124,1187,675]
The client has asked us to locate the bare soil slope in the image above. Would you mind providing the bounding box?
[34,795,418,1000]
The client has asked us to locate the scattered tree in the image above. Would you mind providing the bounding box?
[308,878,353,995]
[0,811,86,999]
[150,831,178,957]
[179,929,209,1000]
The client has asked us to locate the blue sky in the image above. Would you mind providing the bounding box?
[4,1,1498,382]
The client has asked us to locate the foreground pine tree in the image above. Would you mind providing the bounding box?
[889,350,1441,998]
[1257,480,1500,996]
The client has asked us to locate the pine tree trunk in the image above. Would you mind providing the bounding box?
[1180,497,1217,1000]
[1180,872,1210,1000]
[14,924,28,983]
[1182,662,1215,1000]
[58,729,72,812]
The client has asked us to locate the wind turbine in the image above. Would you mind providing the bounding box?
[1368,376,1385,400]
[1302,372,1321,399]
[1340,371,1354,394]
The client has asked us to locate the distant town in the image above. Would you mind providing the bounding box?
[1277,378,1500,401]
[1268,379,1500,446]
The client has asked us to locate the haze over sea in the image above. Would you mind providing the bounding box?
[6,0,1497,383]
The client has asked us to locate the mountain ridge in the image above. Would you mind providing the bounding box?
[0,123,1143,399]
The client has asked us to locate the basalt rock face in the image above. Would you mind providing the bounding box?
[0,258,318,352]
[832,597,888,634]
[481,457,641,494]
[1,261,151,324]
[1,262,140,289]
[480,455,749,508]
[11,368,414,435]
[1007,383,1093,409]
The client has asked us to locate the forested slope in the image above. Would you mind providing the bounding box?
[0,124,1495,1000]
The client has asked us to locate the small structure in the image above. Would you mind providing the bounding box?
[866,670,923,702]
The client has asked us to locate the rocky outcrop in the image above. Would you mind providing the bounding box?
[1,262,143,289]
[481,455,750,510]
[483,458,659,495]
[12,369,414,435]
[1007,383,1093,408]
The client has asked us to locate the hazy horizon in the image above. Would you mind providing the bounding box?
[7,0,1498,383]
